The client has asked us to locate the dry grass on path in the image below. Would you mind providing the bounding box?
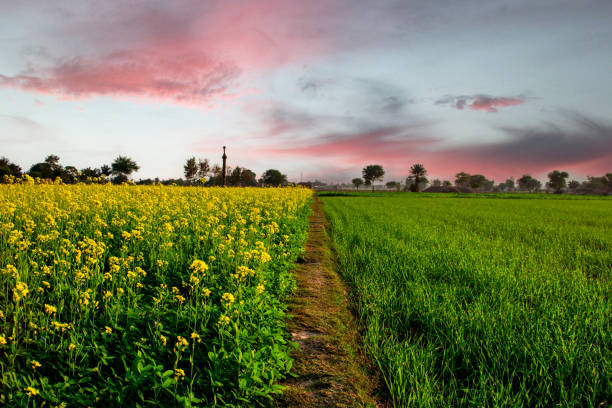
[275,195,385,408]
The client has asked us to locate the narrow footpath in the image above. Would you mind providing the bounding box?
[275,195,383,408]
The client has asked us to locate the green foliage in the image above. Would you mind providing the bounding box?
[409,164,427,192]
[322,194,611,407]
[183,157,198,183]
[352,178,364,189]
[362,165,385,187]
[228,167,257,187]
[0,185,312,407]
[517,174,542,192]
[547,170,569,193]
[261,169,287,186]
[111,156,140,183]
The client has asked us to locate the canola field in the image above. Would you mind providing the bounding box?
[0,184,311,407]
[321,193,611,407]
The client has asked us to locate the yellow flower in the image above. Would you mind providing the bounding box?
[0,334,7,345]
[160,335,167,346]
[259,251,272,263]
[30,360,42,369]
[13,281,29,301]
[176,336,189,348]
[218,315,231,326]
[0,310,4,319]
[24,386,39,397]
[256,284,265,295]
[103,326,112,335]
[190,332,201,343]
[174,368,185,381]
[68,343,76,351]
[44,304,57,314]
[190,259,209,274]
[221,292,235,307]
[201,287,211,297]
[41,281,51,289]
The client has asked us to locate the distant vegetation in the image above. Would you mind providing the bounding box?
[0,155,289,188]
[2,155,610,193]
[322,193,611,407]
[345,163,612,195]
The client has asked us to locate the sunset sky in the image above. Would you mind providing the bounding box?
[1,0,611,183]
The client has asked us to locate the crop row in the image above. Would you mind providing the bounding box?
[322,194,611,407]
[0,185,311,407]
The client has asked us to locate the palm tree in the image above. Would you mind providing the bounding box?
[409,163,427,192]
[111,156,140,183]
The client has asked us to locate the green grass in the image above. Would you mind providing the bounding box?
[318,190,612,200]
[321,193,611,407]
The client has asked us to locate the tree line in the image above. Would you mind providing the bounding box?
[351,164,612,194]
[180,157,287,187]
[0,155,139,184]
[0,154,291,187]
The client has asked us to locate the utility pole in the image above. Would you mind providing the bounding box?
[221,146,227,187]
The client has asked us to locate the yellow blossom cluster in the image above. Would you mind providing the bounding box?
[0,184,311,406]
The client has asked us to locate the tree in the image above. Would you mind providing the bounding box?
[605,173,612,193]
[547,170,569,194]
[504,178,515,192]
[261,169,287,186]
[568,180,580,191]
[386,181,399,190]
[80,167,101,181]
[443,180,452,187]
[45,154,60,168]
[197,159,210,179]
[432,179,442,187]
[468,174,487,190]
[100,164,112,177]
[28,162,53,179]
[111,156,139,183]
[362,165,385,189]
[409,163,427,192]
[455,172,471,187]
[45,154,66,179]
[64,166,79,183]
[517,174,541,192]
[184,157,198,183]
[352,178,364,189]
[240,169,257,186]
[206,164,223,186]
[228,166,243,186]
[0,157,22,180]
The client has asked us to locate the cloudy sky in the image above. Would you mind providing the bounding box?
[1,0,611,183]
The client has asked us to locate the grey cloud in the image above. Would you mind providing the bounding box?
[435,94,526,113]
[440,110,612,167]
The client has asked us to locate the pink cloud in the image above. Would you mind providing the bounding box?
[0,1,340,104]
[469,95,525,112]
[256,111,612,181]
[262,127,441,167]
[435,94,526,113]
[1,52,240,104]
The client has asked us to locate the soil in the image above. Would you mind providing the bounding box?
[274,194,385,408]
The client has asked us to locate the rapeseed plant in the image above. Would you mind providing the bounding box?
[0,183,311,406]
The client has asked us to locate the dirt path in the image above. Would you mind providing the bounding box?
[275,195,383,408]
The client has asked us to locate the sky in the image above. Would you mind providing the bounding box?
[1,0,611,183]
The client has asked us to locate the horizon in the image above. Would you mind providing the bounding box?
[2,1,611,183]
